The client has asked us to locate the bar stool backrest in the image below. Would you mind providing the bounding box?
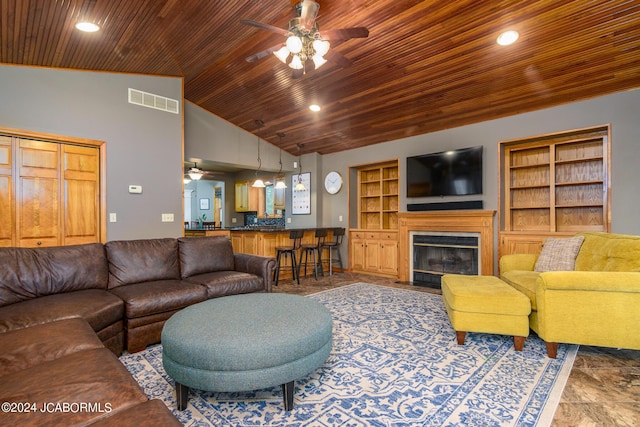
[314,228,328,248]
[290,229,304,250]
[330,227,345,246]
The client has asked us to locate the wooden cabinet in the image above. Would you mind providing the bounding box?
[349,230,398,277]
[0,136,14,247]
[350,160,399,277]
[235,181,249,212]
[499,125,610,257]
[274,187,285,210]
[1,134,101,248]
[235,181,259,212]
[357,161,399,230]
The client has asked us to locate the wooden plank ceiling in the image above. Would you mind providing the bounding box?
[1,0,639,155]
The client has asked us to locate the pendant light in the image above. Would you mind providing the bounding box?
[275,133,287,189]
[294,144,306,191]
[252,135,265,188]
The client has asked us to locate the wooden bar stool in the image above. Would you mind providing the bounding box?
[298,229,328,280]
[321,228,345,275]
[273,229,304,286]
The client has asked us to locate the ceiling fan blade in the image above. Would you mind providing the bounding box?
[240,19,289,37]
[325,49,353,68]
[319,27,369,41]
[299,0,320,31]
[246,43,285,63]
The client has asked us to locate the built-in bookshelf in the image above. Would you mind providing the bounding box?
[357,160,399,230]
[499,125,610,256]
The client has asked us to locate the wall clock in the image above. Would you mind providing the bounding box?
[324,171,343,194]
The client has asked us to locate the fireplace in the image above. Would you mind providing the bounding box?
[397,211,496,283]
[411,232,480,288]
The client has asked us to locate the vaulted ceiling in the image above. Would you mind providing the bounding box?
[2,0,639,155]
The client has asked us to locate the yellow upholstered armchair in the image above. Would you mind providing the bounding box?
[500,232,640,357]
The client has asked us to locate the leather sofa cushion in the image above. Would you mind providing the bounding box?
[0,318,103,377]
[0,289,124,334]
[185,270,265,298]
[0,243,108,307]
[88,399,182,426]
[178,236,235,278]
[108,279,207,318]
[106,238,180,289]
[0,348,147,426]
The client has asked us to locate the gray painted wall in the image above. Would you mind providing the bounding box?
[184,88,640,271]
[0,65,184,240]
[320,89,640,269]
[3,65,638,269]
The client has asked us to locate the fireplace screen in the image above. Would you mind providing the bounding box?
[412,234,479,287]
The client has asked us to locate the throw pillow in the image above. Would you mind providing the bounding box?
[534,236,585,272]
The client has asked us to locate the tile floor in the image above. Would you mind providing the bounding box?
[272,270,640,427]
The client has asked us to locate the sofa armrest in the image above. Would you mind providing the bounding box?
[538,271,640,292]
[234,253,276,293]
[499,254,538,274]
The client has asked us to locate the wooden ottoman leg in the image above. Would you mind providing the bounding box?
[455,331,466,345]
[282,381,295,411]
[513,336,525,351]
[176,381,189,411]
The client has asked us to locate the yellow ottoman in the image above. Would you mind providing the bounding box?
[441,274,531,351]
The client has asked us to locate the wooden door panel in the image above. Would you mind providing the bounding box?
[19,139,58,178]
[0,137,13,246]
[0,175,13,247]
[17,139,60,247]
[63,145,99,179]
[364,241,380,272]
[64,180,98,244]
[63,145,99,245]
[18,177,59,247]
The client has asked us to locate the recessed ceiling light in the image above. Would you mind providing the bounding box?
[497,30,519,46]
[309,104,321,112]
[75,22,100,33]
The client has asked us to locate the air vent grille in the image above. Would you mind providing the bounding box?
[128,88,179,114]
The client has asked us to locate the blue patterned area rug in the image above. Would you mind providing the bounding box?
[120,283,577,426]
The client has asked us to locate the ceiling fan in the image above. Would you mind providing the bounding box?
[184,162,222,181]
[241,0,369,78]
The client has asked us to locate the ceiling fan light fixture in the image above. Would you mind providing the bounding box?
[274,46,290,63]
[188,170,204,180]
[309,104,321,112]
[312,39,330,56]
[286,35,303,54]
[183,177,192,184]
[311,54,327,69]
[290,55,304,69]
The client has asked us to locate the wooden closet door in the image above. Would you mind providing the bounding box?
[0,136,13,247]
[63,144,100,245]
[17,139,60,247]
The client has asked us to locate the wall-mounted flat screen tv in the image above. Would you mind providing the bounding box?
[406,146,483,197]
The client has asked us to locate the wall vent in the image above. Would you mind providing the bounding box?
[128,88,179,114]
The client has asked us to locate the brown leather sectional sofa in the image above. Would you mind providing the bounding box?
[0,236,275,426]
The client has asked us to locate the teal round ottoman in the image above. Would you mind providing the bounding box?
[161,293,333,411]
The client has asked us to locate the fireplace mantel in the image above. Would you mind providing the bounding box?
[397,210,496,281]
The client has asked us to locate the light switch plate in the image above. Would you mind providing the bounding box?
[161,213,174,222]
[109,213,117,222]
[128,185,143,194]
